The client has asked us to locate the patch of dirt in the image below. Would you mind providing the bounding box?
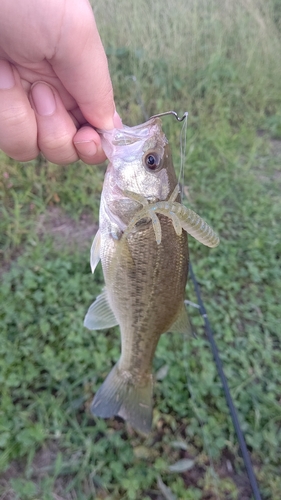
[271,138,281,158]
[178,449,254,500]
[36,207,98,250]
[1,207,98,276]
[0,441,109,500]
[0,441,257,500]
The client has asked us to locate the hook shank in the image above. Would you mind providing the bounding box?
[149,111,188,122]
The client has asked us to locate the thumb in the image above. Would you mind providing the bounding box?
[50,0,117,130]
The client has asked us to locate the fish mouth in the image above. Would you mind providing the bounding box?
[97,117,168,165]
[97,118,162,146]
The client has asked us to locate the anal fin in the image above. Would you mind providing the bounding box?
[84,290,118,330]
[169,303,192,335]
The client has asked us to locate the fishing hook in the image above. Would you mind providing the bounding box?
[149,111,188,122]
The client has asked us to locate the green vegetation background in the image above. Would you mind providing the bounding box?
[1,0,281,498]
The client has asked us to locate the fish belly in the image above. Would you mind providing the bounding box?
[91,216,189,433]
[103,216,188,369]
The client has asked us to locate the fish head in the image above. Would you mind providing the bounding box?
[99,118,178,203]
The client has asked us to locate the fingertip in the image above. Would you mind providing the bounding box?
[74,126,106,164]
[74,139,97,157]
[113,111,123,129]
[94,109,123,131]
[74,125,101,144]
[76,144,107,165]
[96,109,123,130]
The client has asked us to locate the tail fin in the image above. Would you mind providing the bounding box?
[91,363,153,434]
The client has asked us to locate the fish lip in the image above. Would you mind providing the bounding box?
[96,117,161,138]
[97,117,168,161]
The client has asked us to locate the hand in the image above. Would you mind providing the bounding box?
[0,0,121,165]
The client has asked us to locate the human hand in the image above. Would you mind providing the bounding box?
[0,0,121,165]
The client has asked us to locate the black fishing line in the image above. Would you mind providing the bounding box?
[131,84,262,498]
[163,110,262,500]
[155,114,262,500]
[189,262,262,500]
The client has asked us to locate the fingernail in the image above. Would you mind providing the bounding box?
[74,140,97,156]
[113,110,123,128]
[31,82,56,116]
[0,60,15,89]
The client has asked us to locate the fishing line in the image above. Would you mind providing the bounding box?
[148,110,188,198]
[178,111,261,500]
[182,333,221,497]
[188,263,262,500]
[179,115,188,199]
[131,84,262,498]
[180,114,220,497]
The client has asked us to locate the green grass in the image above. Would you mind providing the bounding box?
[1,1,281,499]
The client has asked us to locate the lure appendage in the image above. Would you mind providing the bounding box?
[123,185,220,248]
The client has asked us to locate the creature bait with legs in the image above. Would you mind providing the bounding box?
[84,116,219,434]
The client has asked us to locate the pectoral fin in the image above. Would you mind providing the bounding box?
[169,303,192,335]
[90,229,101,274]
[84,290,118,330]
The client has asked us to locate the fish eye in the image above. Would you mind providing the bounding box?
[143,152,162,172]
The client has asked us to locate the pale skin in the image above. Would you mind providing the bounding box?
[0,0,121,165]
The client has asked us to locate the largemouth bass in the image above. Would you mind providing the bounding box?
[84,117,219,434]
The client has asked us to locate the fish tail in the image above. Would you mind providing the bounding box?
[91,363,153,434]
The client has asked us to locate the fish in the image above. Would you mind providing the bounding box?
[84,117,219,434]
